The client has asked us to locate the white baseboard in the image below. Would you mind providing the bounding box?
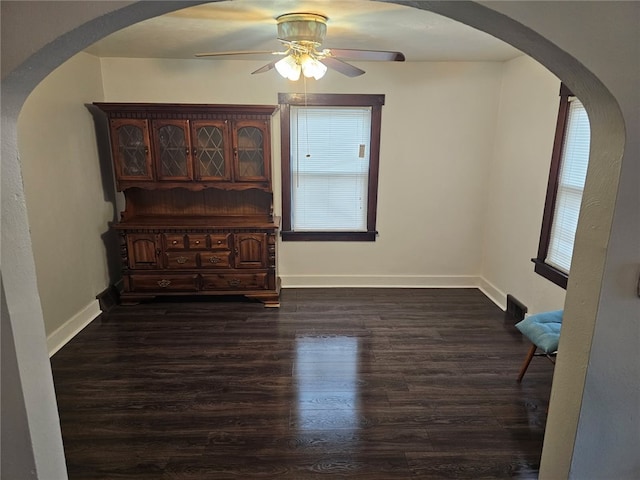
[478,277,507,310]
[280,275,480,289]
[44,280,506,357]
[47,300,101,357]
[281,274,506,310]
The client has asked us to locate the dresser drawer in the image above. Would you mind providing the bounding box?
[209,233,231,249]
[164,252,198,269]
[164,234,186,250]
[199,251,232,268]
[200,273,267,291]
[129,274,198,292]
[186,234,208,250]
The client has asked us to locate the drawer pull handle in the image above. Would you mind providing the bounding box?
[209,256,221,264]
[216,240,222,245]
[228,279,241,287]
[194,240,200,245]
[157,279,171,288]
[172,240,178,245]
[175,256,188,264]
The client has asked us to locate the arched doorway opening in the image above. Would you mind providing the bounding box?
[2,2,628,478]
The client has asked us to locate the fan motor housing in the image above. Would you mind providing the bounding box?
[276,13,327,45]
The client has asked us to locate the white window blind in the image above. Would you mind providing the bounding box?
[290,106,371,231]
[546,98,590,273]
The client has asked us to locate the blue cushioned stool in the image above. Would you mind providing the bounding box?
[515,310,563,382]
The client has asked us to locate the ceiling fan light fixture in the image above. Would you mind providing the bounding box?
[275,54,301,81]
[276,13,328,45]
[196,11,404,80]
[300,54,327,80]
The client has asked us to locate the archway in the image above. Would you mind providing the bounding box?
[2,2,628,478]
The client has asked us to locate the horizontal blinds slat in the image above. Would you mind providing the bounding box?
[293,174,368,230]
[291,106,371,232]
[546,98,590,273]
[558,99,590,187]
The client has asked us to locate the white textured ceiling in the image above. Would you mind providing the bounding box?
[84,0,523,62]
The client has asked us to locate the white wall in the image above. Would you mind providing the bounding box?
[481,54,565,313]
[18,52,108,343]
[100,57,505,287]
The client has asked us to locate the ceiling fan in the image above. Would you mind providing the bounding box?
[195,13,405,80]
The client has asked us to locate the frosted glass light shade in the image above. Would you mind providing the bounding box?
[301,54,327,80]
[275,55,301,81]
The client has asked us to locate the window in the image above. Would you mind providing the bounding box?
[533,84,591,288]
[279,93,384,241]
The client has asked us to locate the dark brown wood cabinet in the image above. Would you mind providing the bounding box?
[94,103,280,307]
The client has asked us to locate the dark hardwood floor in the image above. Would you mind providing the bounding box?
[51,288,554,479]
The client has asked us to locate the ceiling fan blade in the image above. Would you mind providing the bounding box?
[325,48,405,62]
[195,50,283,58]
[251,59,279,75]
[320,57,365,77]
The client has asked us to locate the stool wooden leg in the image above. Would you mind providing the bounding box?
[517,344,537,382]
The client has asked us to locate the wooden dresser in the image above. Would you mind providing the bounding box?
[94,103,280,307]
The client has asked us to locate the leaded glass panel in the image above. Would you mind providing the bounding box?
[237,127,264,177]
[118,125,148,176]
[158,125,188,177]
[196,126,226,178]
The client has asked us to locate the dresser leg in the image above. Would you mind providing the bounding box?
[245,293,280,308]
[119,294,155,306]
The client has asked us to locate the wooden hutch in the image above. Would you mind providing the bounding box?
[94,103,280,307]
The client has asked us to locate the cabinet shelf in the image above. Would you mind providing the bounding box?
[116,181,271,192]
[116,215,280,230]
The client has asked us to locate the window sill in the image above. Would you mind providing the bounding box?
[532,258,568,289]
[281,231,377,242]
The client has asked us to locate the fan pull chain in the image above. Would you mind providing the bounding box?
[295,76,313,189]
[304,74,310,159]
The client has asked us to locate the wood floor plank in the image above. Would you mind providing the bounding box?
[51,288,553,479]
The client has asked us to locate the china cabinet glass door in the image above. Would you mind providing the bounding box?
[153,120,193,181]
[111,119,153,181]
[233,120,270,182]
[191,121,231,181]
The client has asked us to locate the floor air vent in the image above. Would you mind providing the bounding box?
[506,294,528,323]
